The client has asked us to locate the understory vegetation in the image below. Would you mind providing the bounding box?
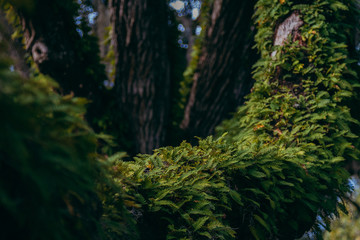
[1,0,360,239]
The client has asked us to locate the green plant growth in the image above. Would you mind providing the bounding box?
[110,0,360,239]
[1,0,360,239]
[0,38,136,239]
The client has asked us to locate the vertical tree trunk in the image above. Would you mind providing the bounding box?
[180,0,256,139]
[111,0,171,154]
[11,0,107,99]
[9,0,113,145]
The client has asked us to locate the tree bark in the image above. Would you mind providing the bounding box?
[12,0,106,99]
[7,0,119,153]
[110,0,171,154]
[180,0,256,139]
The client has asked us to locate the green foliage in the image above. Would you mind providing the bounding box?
[0,64,98,239]
[113,137,237,240]
[217,0,360,238]
[1,0,131,154]
[97,152,139,239]
[107,0,360,239]
[1,0,360,239]
[0,40,135,239]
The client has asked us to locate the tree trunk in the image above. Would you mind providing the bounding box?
[180,0,256,139]
[9,0,115,146]
[12,0,106,99]
[110,0,171,154]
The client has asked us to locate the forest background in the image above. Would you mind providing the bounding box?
[1,0,360,239]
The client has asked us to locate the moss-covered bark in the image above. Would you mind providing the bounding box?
[112,1,360,239]
[2,0,360,239]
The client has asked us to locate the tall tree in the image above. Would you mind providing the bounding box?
[115,0,360,239]
[3,0,123,153]
[110,0,171,154]
[9,0,106,98]
[3,0,258,154]
[180,0,257,139]
[1,0,360,239]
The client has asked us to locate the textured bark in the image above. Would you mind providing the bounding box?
[111,0,170,154]
[13,0,104,99]
[0,11,30,78]
[18,2,76,90]
[180,0,256,139]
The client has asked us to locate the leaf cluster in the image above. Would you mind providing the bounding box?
[0,40,134,239]
[108,1,360,239]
